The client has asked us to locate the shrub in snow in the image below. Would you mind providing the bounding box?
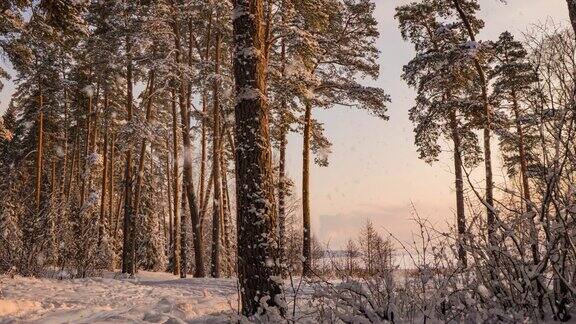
[312,274,396,323]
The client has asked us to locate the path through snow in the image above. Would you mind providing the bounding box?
[0,271,238,323]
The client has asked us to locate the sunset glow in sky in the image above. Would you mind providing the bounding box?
[283,0,569,248]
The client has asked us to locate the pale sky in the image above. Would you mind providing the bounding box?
[284,0,570,248]
[0,0,570,248]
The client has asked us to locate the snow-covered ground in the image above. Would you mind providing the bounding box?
[0,271,238,323]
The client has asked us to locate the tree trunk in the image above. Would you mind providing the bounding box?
[121,151,134,274]
[180,181,188,278]
[172,14,206,278]
[221,149,233,276]
[181,84,205,278]
[80,94,92,206]
[122,36,135,275]
[511,92,532,211]
[108,133,115,232]
[99,103,109,246]
[131,70,156,270]
[89,84,100,153]
[35,89,44,214]
[302,100,312,276]
[171,87,181,276]
[114,186,123,241]
[50,159,57,262]
[201,168,214,224]
[451,0,495,244]
[66,136,79,203]
[198,15,212,214]
[59,92,69,201]
[277,25,287,275]
[449,110,467,267]
[211,32,223,278]
[220,119,234,275]
[483,119,495,243]
[232,0,283,316]
[166,145,174,259]
[512,92,540,263]
[199,92,208,215]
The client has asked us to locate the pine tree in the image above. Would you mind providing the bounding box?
[3,0,89,276]
[344,239,358,276]
[232,0,284,316]
[448,0,497,243]
[357,219,392,276]
[397,0,482,267]
[491,32,539,211]
[285,0,389,276]
[168,0,205,278]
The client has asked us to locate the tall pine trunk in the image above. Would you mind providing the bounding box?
[180,181,188,278]
[166,145,174,258]
[171,88,181,276]
[199,92,208,216]
[277,26,287,273]
[80,91,93,207]
[302,100,312,276]
[108,133,115,234]
[232,0,283,315]
[59,91,69,202]
[66,136,79,203]
[35,89,44,213]
[99,100,109,246]
[122,152,133,274]
[449,110,467,267]
[221,146,233,276]
[50,160,57,261]
[201,169,214,224]
[131,70,156,270]
[198,13,213,216]
[511,92,534,213]
[513,90,544,315]
[211,33,223,278]
[452,0,495,244]
[122,36,135,275]
[172,14,206,277]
